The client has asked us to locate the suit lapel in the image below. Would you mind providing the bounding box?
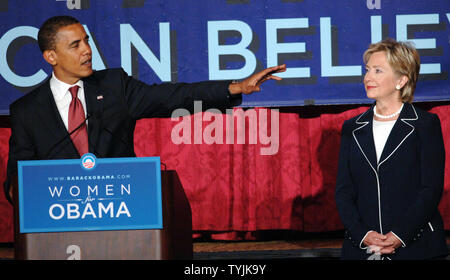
[34,79,80,157]
[35,79,67,137]
[378,103,417,167]
[352,107,378,172]
[83,77,104,156]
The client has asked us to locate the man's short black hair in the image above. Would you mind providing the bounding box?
[37,15,80,53]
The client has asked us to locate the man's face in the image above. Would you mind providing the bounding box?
[45,23,93,84]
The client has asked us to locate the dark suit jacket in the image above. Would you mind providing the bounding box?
[5,68,241,202]
[335,103,448,260]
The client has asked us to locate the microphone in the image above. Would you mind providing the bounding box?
[43,114,93,159]
[4,114,93,204]
[161,161,167,171]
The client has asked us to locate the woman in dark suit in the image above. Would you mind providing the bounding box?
[335,38,448,260]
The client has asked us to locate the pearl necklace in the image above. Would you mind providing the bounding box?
[373,103,404,119]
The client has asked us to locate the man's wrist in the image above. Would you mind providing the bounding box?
[228,80,242,95]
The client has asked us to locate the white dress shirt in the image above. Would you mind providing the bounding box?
[372,119,396,163]
[49,72,87,131]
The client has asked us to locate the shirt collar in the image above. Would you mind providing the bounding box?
[50,72,84,101]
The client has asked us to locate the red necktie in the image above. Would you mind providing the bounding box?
[68,85,89,156]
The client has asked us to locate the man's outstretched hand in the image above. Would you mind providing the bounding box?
[228,64,286,95]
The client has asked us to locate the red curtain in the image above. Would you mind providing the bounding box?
[0,103,449,242]
[0,127,13,243]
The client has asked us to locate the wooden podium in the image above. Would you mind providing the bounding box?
[13,170,192,260]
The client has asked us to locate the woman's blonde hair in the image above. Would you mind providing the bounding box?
[363,38,420,103]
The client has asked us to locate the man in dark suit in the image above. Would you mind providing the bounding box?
[4,15,286,203]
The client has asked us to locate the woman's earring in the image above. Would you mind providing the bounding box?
[395,85,401,90]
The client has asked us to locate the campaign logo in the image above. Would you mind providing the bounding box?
[81,153,97,170]
[18,156,162,233]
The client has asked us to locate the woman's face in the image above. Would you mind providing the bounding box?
[364,51,404,102]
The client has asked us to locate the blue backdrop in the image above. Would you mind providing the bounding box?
[0,0,448,113]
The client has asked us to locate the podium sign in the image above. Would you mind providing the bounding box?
[17,154,163,233]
